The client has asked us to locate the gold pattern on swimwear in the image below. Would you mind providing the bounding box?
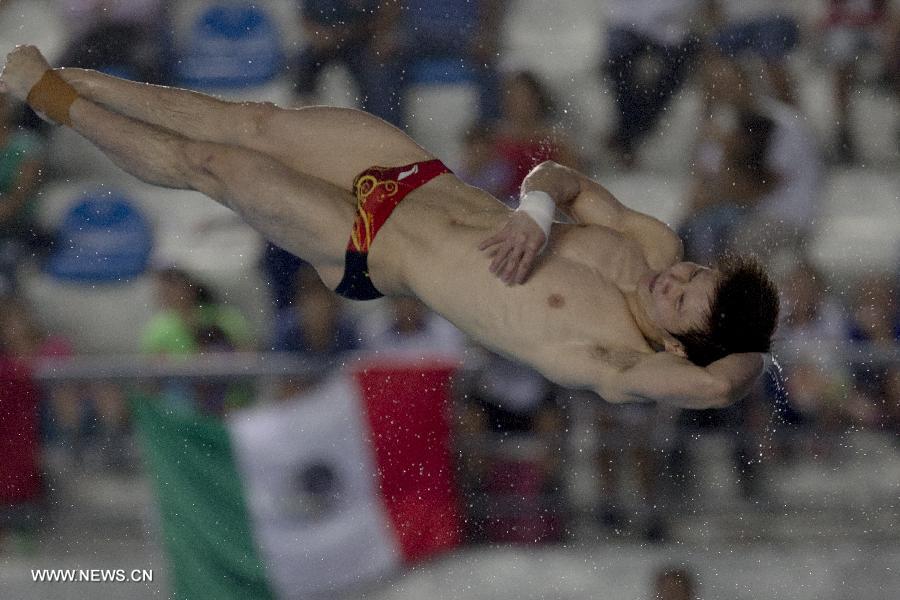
[350,173,400,252]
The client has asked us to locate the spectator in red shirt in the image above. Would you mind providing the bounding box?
[493,71,580,200]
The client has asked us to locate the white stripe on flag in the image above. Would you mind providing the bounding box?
[228,374,402,598]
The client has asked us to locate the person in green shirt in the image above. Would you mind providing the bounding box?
[140,266,254,414]
[0,93,45,294]
[141,266,252,355]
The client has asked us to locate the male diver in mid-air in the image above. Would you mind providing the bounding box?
[1,46,778,409]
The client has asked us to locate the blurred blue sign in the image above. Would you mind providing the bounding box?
[175,3,283,89]
[46,192,153,283]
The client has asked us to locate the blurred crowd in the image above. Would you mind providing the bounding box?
[1,0,899,551]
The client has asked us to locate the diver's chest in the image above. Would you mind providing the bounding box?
[551,226,648,289]
[530,272,647,352]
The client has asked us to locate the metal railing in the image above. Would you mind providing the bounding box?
[24,345,900,544]
[30,342,900,383]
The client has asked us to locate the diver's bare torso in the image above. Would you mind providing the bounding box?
[227,105,669,391]
[364,174,665,391]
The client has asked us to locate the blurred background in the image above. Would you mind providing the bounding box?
[0,0,898,598]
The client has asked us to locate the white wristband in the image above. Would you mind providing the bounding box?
[516,190,554,248]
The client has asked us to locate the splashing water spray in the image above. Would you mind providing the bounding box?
[751,353,790,465]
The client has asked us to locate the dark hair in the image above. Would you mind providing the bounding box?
[463,120,497,144]
[156,266,217,305]
[737,110,776,179]
[673,254,780,366]
[195,323,234,351]
[654,566,695,595]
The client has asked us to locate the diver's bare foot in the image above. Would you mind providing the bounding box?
[0,45,52,101]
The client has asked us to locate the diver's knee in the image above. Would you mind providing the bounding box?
[183,141,223,173]
[181,141,228,195]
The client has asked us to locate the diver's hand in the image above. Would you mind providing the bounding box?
[478,211,547,285]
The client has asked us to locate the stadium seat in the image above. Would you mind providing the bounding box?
[405,83,479,170]
[45,190,153,284]
[810,169,900,276]
[26,179,268,351]
[167,0,297,104]
[0,0,66,61]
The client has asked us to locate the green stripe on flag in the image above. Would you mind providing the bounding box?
[131,395,275,600]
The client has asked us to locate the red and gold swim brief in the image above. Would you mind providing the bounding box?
[335,158,451,300]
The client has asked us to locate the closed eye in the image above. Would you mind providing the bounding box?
[677,294,684,310]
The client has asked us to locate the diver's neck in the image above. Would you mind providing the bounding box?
[624,291,667,352]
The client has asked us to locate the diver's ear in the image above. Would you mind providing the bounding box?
[664,338,687,358]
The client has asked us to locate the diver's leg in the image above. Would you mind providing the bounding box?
[59,68,434,189]
[59,67,273,149]
[63,92,356,283]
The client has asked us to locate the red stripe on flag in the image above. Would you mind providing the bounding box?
[355,362,461,563]
[0,359,41,504]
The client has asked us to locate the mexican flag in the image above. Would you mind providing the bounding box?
[133,357,462,600]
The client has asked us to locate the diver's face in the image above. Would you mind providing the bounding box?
[640,262,719,335]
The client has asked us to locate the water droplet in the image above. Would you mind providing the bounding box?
[751,354,790,465]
